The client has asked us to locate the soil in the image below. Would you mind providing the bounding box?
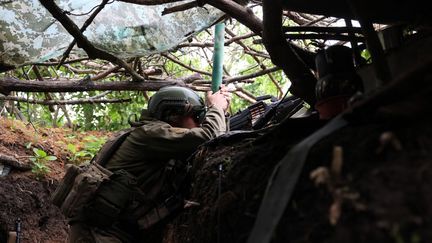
[1,61,432,243]
[161,64,432,243]
[0,118,108,243]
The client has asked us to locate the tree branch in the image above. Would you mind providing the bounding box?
[0,96,132,105]
[90,66,121,81]
[162,0,199,15]
[163,0,317,103]
[253,34,364,42]
[225,32,257,45]
[177,42,214,48]
[0,77,185,94]
[31,65,56,112]
[282,26,363,34]
[234,90,256,103]
[32,57,89,66]
[162,53,212,76]
[225,28,283,97]
[244,50,270,59]
[205,0,263,35]
[117,0,184,5]
[224,66,280,83]
[38,0,145,81]
[64,64,98,74]
[283,12,333,27]
[262,0,317,105]
[176,32,256,48]
[58,0,110,68]
[347,0,391,85]
[188,66,280,85]
[80,60,115,70]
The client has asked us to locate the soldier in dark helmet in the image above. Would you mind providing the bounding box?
[314,45,364,119]
[67,85,231,243]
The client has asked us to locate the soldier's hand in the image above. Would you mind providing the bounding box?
[206,85,231,112]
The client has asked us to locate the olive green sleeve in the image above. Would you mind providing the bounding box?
[141,106,227,156]
[106,106,228,172]
[190,106,228,139]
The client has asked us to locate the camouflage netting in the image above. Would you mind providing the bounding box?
[0,0,223,67]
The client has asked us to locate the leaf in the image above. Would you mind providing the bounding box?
[33,148,47,157]
[45,156,57,161]
[25,142,32,149]
[35,163,44,169]
[67,143,76,153]
[84,135,97,141]
[75,151,89,157]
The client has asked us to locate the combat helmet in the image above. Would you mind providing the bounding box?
[314,45,364,119]
[148,86,207,124]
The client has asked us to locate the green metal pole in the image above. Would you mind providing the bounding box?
[211,23,225,93]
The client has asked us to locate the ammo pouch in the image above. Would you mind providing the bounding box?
[51,163,139,227]
[84,169,138,227]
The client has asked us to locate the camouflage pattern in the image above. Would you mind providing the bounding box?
[0,0,223,67]
[68,106,227,242]
[105,106,227,181]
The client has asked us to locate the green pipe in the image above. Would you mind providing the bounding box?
[211,23,225,93]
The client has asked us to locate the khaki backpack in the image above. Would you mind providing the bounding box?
[51,128,138,226]
[51,127,187,229]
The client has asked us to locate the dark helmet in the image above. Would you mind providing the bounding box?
[315,45,364,101]
[314,45,364,119]
[148,86,207,124]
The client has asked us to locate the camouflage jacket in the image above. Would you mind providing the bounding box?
[104,106,228,188]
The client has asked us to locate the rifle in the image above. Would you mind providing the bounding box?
[229,95,305,131]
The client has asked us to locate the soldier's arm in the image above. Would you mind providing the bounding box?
[117,87,230,161]
[142,88,230,158]
[142,106,227,155]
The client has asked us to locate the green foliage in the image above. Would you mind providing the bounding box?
[229,95,250,114]
[3,19,292,131]
[66,143,90,164]
[67,135,107,164]
[69,91,147,131]
[83,135,107,156]
[361,49,372,64]
[229,69,288,114]
[29,148,57,179]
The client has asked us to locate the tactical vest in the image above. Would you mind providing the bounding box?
[51,126,188,230]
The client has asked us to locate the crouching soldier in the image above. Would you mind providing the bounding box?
[54,86,231,243]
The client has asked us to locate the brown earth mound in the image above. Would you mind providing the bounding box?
[0,118,108,243]
[163,62,432,243]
